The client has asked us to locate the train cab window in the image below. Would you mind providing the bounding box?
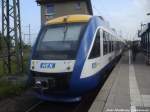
[89,29,100,59]
[36,23,86,60]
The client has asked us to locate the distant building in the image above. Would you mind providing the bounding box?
[36,0,93,25]
[139,23,150,65]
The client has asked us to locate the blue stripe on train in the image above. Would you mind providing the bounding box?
[70,16,105,93]
[70,54,119,95]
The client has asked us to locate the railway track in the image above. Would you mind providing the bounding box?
[24,91,99,112]
[24,70,113,112]
[25,101,79,112]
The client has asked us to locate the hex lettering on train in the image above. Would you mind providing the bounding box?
[40,63,55,69]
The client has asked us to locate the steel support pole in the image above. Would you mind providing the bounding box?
[1,0,23,74]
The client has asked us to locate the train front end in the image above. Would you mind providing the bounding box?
[29,15,95,101]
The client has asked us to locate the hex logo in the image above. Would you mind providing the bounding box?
[40,63,55,69]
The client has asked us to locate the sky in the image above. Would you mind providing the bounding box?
[0,0,150,43]
[92,0,150,40]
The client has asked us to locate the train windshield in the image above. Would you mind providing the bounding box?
[35,23,86,60]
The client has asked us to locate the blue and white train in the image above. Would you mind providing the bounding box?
[29,15,124,102]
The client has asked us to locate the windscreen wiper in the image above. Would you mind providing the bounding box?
[63,17,68,41]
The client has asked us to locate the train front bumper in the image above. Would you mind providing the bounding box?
[30,71,101,102]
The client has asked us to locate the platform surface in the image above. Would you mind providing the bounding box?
[89,51,150,112]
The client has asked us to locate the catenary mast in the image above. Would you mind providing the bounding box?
[1,0,23,74]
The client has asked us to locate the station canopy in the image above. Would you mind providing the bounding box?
[139,23,150,37]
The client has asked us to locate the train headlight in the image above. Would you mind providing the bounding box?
[31,61,35,70]
[32,66,34,70]
[67,66,71,71]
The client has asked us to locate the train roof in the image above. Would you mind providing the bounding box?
[46,15,92,25]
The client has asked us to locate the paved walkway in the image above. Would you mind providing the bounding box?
[89,51,150,112]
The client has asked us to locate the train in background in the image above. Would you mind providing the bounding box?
[29,15,124,102]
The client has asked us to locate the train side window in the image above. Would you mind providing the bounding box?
[111,36,114,52]
[103,31,107,55]
[106,33,109,53]
[147,34,148,49]
[108,34,112,53]
[112,41,114,51]
[145,35,146,49]
[149,32,150,49]
[115,41,117,50]
[89,29,100,59]
[149,32,150,50]
[149,32,150,42]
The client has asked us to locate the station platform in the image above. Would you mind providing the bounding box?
[89,51,150,112]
